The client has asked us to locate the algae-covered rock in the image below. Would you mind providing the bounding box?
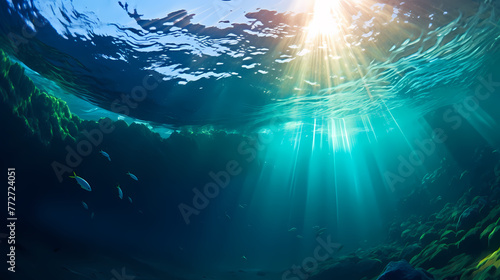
[388,223,403,241]
[470,247,500,280]
[440,230,456,243]
[401,244,422,261]
[456,229,466,240]
[457,205,480,230]
[357,258,383,276]
[0,49,79,145]
[457,227,484,254]
[420,230,440,246]
[431,253,473,280]
[427,244,457,269]
[488,226,500,249]
[480,223,497,244]
[376,260,434,280]
[411,242,458,269]
[478,206,500,229]
[402,229,418,242]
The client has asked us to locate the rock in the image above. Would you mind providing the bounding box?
[402,229,419,243]
[480,223,497,244]
[439,237,449,244]
[485,265,497,275]
[308,255,386,280]
[308,257,359,280]
[456,229,466,240]
[440,230,454,239]
[401,229,412,239]
[490,186,500,203]
[400,244,422,261]
[427,244,457,269]
[411,243,457,269]
[0,50,84,145]
[457,205,480,230]
[376,260,434,280]
[357,258,383,276]
[457,227,485,254]
[439,230,458,244]
[470,246,500,279]
[420,230,440,246]
[478,206,500,228]
[488,226,500,249]
[388,223,402,241]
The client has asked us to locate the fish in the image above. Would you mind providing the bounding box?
[288,227,297,232]
[225,212,231,220]
[81,201,88,210]
[128,196,133,203]
[127,172,138,181]
[460,170,469,180]
[238,203,247,209]
[99,150,111,161]
[242,256,247,261]
[312,226,320,230]
[296,235,303,239]
[316,227,327,237]
[117,185,123,199]
[69,172,92,191]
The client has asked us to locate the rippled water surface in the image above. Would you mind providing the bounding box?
[1,0,499,129]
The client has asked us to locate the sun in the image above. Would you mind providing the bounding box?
[306,0,344,39]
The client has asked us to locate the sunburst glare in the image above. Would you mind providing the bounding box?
[305,0,344,39]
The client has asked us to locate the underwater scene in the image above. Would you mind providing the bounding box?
[1,0,500,279]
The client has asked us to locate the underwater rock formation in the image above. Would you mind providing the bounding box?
[305,146,500,280]
[0,49,80,145]
[400,244,422,261]
[376,260,434,280]
[456,199,486,230]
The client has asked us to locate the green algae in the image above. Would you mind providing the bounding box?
[0,49,80,145]
[488,226,500,249]
[420,230,440,246]
[470,247,500,279]
[440,230,456,242]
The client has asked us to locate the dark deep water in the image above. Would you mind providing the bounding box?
[1,0,500,280]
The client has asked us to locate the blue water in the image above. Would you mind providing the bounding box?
[2,0,499,128]
[2,0,500,279]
